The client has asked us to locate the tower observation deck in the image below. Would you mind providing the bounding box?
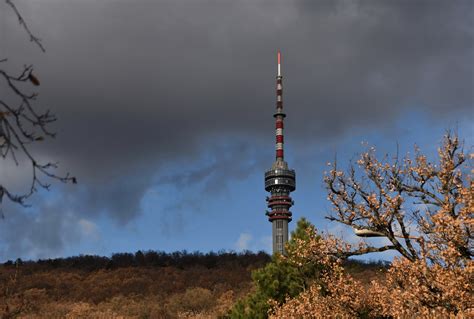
[264,51,295,255]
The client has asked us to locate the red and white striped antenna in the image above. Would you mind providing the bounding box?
[275,50,284,160]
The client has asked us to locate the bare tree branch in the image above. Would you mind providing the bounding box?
[0,0,75,212]
[5,0,45,52]
[337,244,397,258]
[324,132,472,261]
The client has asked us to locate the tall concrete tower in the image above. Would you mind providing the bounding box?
[264,51,296,255]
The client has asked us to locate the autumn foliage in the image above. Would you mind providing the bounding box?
[271,133,473,318]
[270,230,472,318]
[0,249,385,318]
[0,251,269,318]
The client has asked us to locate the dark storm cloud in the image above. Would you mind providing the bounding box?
[1,0,472,258]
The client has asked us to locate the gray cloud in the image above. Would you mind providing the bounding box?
[0,199,84,259]
[158,140,265,191]
[1,0,472,258]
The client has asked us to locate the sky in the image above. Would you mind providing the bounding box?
[0,0,472,262]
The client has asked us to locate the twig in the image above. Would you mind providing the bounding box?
[5,0,45,52]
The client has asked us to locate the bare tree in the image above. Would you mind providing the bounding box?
[324,132,472,262]
[0,0,75,211]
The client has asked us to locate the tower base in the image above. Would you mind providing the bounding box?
[272,219,289,255]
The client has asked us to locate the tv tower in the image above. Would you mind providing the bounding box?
[264,51,296,255]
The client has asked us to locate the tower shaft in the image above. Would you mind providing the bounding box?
[264,51,296,255]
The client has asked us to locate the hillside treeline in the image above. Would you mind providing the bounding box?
[0,250,270,318]
[0,250,384,318]
[3,250,271,272]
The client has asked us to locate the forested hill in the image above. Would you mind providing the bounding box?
[0,251,387,318]
[2,250,271,271]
